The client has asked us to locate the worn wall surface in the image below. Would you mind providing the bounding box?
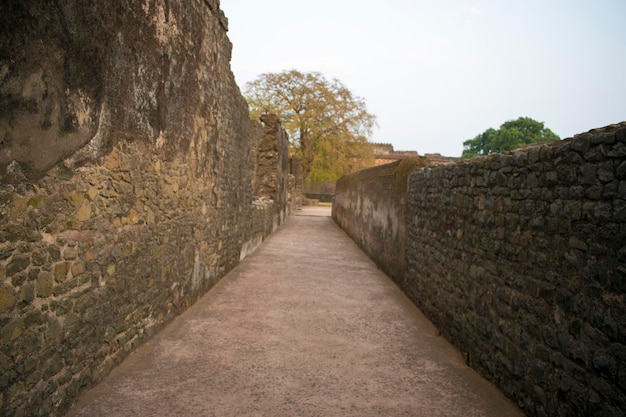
[242,114,291,259]
[257,114,290,227]
[405,124,625,417]
[1,0,239,181]
[334,123,626,417]
[289,157,304,212]
[0,1,291,415]
[333,157,430,284]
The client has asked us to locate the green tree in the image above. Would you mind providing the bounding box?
[462,117,560,158]
[244,70,377,186]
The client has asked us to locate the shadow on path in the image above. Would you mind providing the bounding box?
[66,214,523,417]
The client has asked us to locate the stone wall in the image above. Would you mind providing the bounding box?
[289,157,304,212]
[405,124,625,417]
[243,114,292,259]
[255,114,290,226]
[1,0,237,181]
[333,157,430,284]
[0,1,291,415]
[334,123,626,417]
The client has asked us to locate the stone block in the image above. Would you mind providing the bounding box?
[54,262,69,283]
[3,318,24,343]
[584,145,608,162]
[592,354,618,379]
[6,254,30,277]
[0,285,16,313]
[598,161,615,183]
[591,132,616,145]
[63,247,79,261]
[63,314,81,333]
[69,261,86,278]
[75,204,92,222]
[604,180,619,198]
[593,203,613,222]
[18,283,35,303]
[581,164,597,185]
[619,181,626,198]
[617,161,626,179]
[47,246,61,262]
[615,199,626,222]
[607,142,626,157]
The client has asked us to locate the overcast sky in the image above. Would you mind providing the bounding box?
[221,0,626,157]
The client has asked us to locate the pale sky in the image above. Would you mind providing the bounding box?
[221,0,626,157]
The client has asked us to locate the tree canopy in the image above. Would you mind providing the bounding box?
[462,117,560,159]
[244,70,377,187]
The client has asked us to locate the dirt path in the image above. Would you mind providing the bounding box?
[66,209,523,417]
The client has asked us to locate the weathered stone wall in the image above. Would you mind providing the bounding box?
[243,114,291,260]
[0,1,291,415]
[333,123,626,417]
[289,157,304,212]
[405,124,626,417]
[332,157,430,284]
[256,114,289,225]
[1,0,237,181]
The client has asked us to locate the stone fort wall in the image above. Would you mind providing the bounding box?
[333,157,430,284]
[0,0,291,415]
[334,124,626,417]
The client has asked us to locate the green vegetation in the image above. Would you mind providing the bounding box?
[462,117,560,159]
[245,70,376,187]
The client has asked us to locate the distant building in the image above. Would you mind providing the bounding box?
[371,143,459,166]
[423,153,460,165]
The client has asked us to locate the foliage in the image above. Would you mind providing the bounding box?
[462,117,560,159]
[244,70,377,186]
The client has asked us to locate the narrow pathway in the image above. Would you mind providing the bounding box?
[66,207,523,417]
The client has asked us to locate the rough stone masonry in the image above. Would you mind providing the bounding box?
[0,0,293,415]
[334,122,626,417]
[403,124,626,417]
